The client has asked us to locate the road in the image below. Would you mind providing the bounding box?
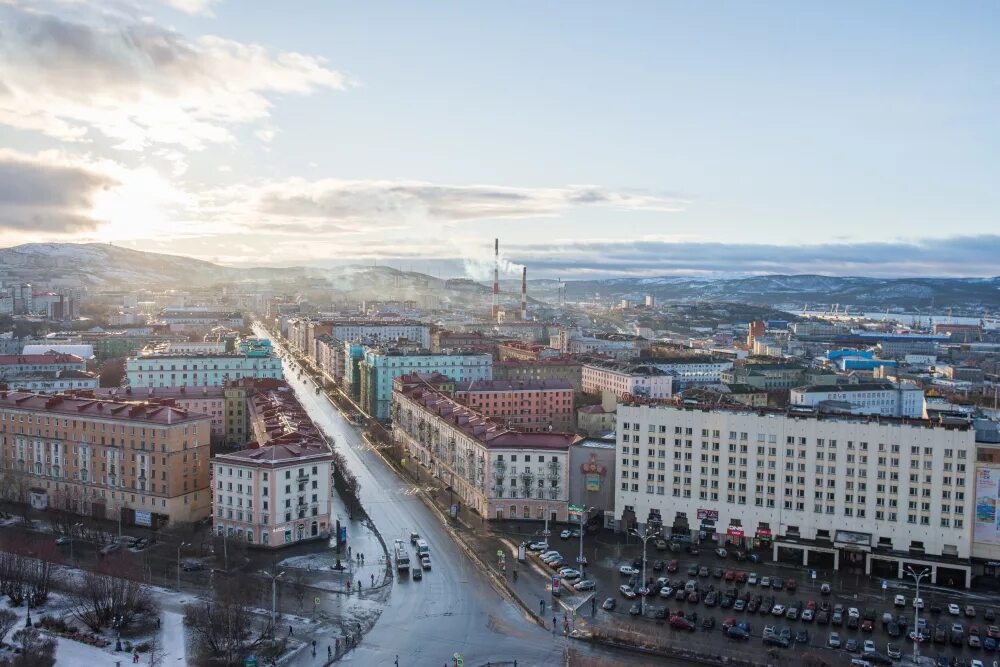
[261,327,674,667]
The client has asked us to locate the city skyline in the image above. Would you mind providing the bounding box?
[1,1,998,278]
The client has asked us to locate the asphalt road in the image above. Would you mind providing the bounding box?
[262,328,569,666]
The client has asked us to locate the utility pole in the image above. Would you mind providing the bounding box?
[629,524,656,615]
[176,542,190,589]
[907,567,930,662]
[263,569,285,638]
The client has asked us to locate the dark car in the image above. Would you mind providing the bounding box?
[670,616,695,631]
[764,634,790,648]
[816,610,830,625]
[702,617,716,630]
[844,638,859,652]
[847,616,859,630]
[653,560,665,572]
[985,609,996,622]
[771,578,784,590]
[653,606,669,619]
[602,597,616,611]
[412,567,423,581]
[786,579,798,592]
[713,567,725,579]
[796,630,809,644]
[727,626,751,640]
[887,622,900,638]
[934,625,947,644]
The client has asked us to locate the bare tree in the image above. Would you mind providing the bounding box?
[0,608,17,647]
[290,569,307,611]
[71,562,157,632]
[184,576,273,666]
[145,636,167,667]
[9,627,56,667]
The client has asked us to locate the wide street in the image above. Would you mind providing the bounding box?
[260,326,663,667]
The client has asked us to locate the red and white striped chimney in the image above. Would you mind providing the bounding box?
[491,238,500,322]
[520,266,527,320]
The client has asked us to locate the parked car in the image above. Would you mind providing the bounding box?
[699,566,710,577]
[748,572,758,585]
[559,529,572,539]
[802,609,815,623]
[181,558,202,571]
[688,564,699,576]
[820,582,832,595]
[619,585,637,599]
[894,595,907,608]
[727,626,750,640]
[845,638,859,652]
[619,565,640,576]
[55,536,70,546]
[715,548,728,558]
[667,560,679,573]
[829,632,842,648]
[887,643,901,659]
[760,576,771,587]
[864,640,877,654]
[702,617,716,630]
[670,615,695,631]
[574,579,596,591]
[772,605,787,617]
[913,598,924,610]
[652,560,665,571]
[967,606,978,618]
[950,604,963,616]
[796,630,809,644]
[99,542,122,557]
[602,597,616,611]
[786,579,798,592]
[772,578,784,590]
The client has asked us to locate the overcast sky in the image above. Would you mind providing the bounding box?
[1,1,998,278]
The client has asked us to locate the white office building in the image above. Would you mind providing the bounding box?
[790,382,926,419]
[615,401,976,586]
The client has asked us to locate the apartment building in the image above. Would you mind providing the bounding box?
[0,354,87,378]
[616,401,976,586]
[790,381,926,418]
[497,341,562,362]
[359,348,493,420]
[126,339,282,388]
[581,361,674,399]
[642,356,734,386]
[2,371,98,392]
[454,378,575,432]
[0,391,212,526]
[95,386,229,443]
[211,381,333,547]
[493,358,584,392]
[392,379,579,522]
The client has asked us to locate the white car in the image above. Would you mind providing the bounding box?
[659,587,674,599]
[619,565,640,576]
[540,550,559,559]
[828,632,841,648]
[747,572,758,585]
[559,569,581,580]
[894,594,906,607]
[559,529,572,539]
[863,640,876,654]
[912,597,924,609]
[772,604,787,617]
[949,603,962,616]
[574,579,596,591]
[848,607,861,619]
[527,541,548,551]
[760,576,771,587]
[971,660,984,667]
[619,584,637,599]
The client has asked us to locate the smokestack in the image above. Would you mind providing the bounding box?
[520,266,528,320]
[492,238,500,322]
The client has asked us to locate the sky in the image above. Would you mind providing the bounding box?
[1,0,998,279]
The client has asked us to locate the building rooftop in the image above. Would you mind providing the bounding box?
[455,379,573,392]
[793,381,915,393]
[583,360,675,376]
[397,384,580,450]
[495,357,581,367]
[642,356,729,365]
[0,390,210,425]
[93,386,227,400]
[215,440,332,465]
[0,353,86,366]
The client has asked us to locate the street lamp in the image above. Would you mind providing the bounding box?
[176,542,190,589]
[906,567,930,662]
[575,506,594,578]
[629,524,658,615]
[262,570,285,638]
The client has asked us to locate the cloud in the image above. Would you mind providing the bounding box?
[230,178,686,226]
[0,149,118,233]
[500,236,1000,278]
[0,3,345,151]
[164,0,219,16]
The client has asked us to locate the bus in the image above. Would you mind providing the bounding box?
[394,539,410,573]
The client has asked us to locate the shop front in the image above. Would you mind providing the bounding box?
[670,512,692,541]
[753,525,773,550]
[725,523,746,550]
[697,508,718,541]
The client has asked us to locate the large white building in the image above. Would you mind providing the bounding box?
[645,356,734,386]
[790,381,926,418]
[616,401,976,586]
[581,362,674,399]
[126,340,282,388]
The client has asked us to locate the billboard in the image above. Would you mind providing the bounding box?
[134,510,152,527]
[697,509,719,521]
[975,467,1000,545]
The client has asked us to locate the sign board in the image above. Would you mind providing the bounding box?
[697,508,719,521]
[810,570,817,580]
[134,510,152,527]
[244,657,257,667]
[314,596,321,606]
[496,550,504,557]
[882,580,888,590]
[975,468,1000,545]
[517,544,526,562]
[450,504,458,518]
[726,525,745,538]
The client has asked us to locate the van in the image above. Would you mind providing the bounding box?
[415,539,430,558]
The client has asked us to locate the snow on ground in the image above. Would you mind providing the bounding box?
[159,610,185,664]
[279,551,354,572]
[53,635,119,666]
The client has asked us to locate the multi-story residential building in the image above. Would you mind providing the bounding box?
[493,358,584,393]
[126,339,282,388]
[430,331,499,356]
[0,353,87,378]
[497,341,562,362]
[557,330,649,360]
[95,386,229,443]
[0,390,212,526]
[454,378,575,432]
[359,348,493,420]
[616,400,976,586]
[790,381,926,418]
[1,370,99,392]
[581,361,674,400]
[211,382,333,547]
[392,379,579,522]
[721,360,834,391]
[158,310,245,327]
[287,318,432,354]
[642,356,734,387]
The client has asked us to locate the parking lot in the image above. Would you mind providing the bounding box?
[522,531,999,667]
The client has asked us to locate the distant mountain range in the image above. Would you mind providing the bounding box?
[2,243,998,310]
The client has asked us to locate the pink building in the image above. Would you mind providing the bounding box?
[94,386,227,443]
[455,379,574,432]
[581,362,674,400]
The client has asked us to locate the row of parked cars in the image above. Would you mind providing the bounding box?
[527,541,596,593]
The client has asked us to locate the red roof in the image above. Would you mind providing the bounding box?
[0,390,209,426]
[0,353,86,366]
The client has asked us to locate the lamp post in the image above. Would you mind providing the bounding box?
[575,506,594,579]
[176,542,190,589]
[906,567,930,662]
[69,521,83,564]
[629,524,657,615]
[263,570,285,638]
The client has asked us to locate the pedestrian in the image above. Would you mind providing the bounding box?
[312,640,316,656]
[540,599,545,614]
[133,651,139,664]
[329,645,333,659]
[289,624,293,636]
[361,552,365,564]
[513,568,518,582]
[336,638,341,654]
[552,616,557,633]
[371,573,375,586]
[347,577,352,590]
[156,616,160,628]
[357,580,361,593]
[591,597,597,615]
[348,545,352,558]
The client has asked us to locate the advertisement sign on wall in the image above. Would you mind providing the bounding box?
[134,510,152,527]
[697,509,719,521]
[975,467,1000,545]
